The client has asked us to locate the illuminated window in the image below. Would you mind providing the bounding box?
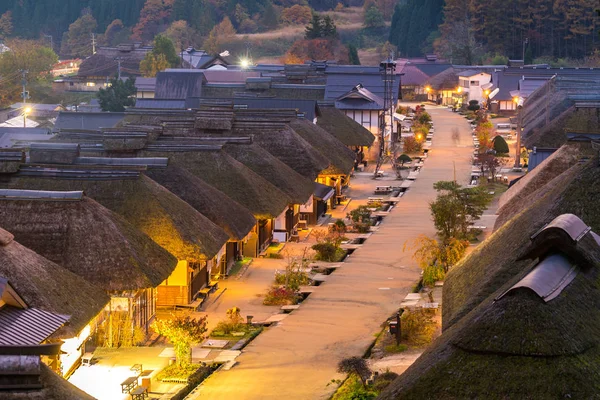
[86,82,96,87]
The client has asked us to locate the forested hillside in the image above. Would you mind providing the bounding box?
[390,0,599,63]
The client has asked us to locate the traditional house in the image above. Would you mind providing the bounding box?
[330,84,384,137]
[180,48,230,69]
[380,211,600,399]
[0,343,95,399]
[54,111,125,132]
[53,44,151,92]
[0,188,176,349]
[0,226,108,376]
[457,70,492,105]
[3,167,231,310]
[425,67,461,106]
[315,106,375,165]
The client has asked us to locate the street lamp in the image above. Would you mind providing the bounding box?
[513,96,523,168]
[23,106,32,128]
[240,58,250,69]
[484,89,490,109]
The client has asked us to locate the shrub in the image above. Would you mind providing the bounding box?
[156,363,202,381]
[401,309,436,346]
[403,136,422,153]
[212,307,247,335]
[349,206,372,223]
[338,357,372,386]
[263,286,300,305]
[312,242,340,261]
[492,135,509,154]
[330,219,347,234]
[354,222,372,233]
[467,100,480,111]
[416,111,431,125]
[274,269,310,289]
[372,371,400,392]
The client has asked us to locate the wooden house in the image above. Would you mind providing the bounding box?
[0,226,108,376]
[0,189,176,354]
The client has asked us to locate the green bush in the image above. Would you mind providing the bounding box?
[493,135,510,154]
[274,270,310,289]
[156,363,202,381]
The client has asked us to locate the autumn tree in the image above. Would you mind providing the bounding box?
[152,314,207,367]
[164,20,200,50]
[60,12,98,58]
[281,5,313,25]
[0,39,57,106]
[97,77,136,112]
[0,11,13,40]
[102,19,130,47]
[131,0,174,42]
[406,234,469,285]
[140,53,170,77]
[204,17,236,55]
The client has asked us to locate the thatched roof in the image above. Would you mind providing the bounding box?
[144,165,256,241]
[243,125,330,180]
[380,218,600,398]
[223,143,314,205]
[2,173,229,261]
[523,106,600,148]
[0,227,109,339]
[289,119,356,175]
[0,195,177,292]
[443,158,600,332]
[2,363,96,399]
[495,143,595,229]
[316,108,375,147]
[141,149,292,219]
[427,67,459,90]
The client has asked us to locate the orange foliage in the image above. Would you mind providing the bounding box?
[284,38,349,64]
[131,0,174,42]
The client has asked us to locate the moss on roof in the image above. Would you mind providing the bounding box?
[223,143,314,204]
[141,149,292,219]
[0,196,177,292]
[316,108,375,147]
[444,158,600,331]
[289,119,356,175]
[0,228,109,339]
[144,165,256,241]
[3,174,228,261]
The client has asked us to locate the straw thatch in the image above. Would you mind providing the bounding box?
[380,224,600,399]
[316,108,375,147]
[289,119,356,175]
[140,149,292,219]
[3,174,229,261]
[443,158,600,332]
[244,125,330,180]
[523,106,600,148]
[223,143,314,205]
[0,227,109,339]
[495,143,595,229]
[0,196,177,292]
[2,363,96,399]
[144,165,256,240]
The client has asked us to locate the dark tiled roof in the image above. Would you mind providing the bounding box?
[314,182,334,201]
[135,99,186,109]
[398,65,430,86]
[414,63,454,77]
[155,70,205,99]
[334,85,384,110]
[233,98,319,121]
[0,306,69,345]
[54,112,124,131]
[324,72,399,102]
[458,69,487,78]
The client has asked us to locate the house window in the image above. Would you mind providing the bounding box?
[470,80,480,86]
[69,82,74,86]
[86,82,96,87]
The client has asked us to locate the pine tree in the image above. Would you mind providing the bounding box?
[262,1,279,31]
[348,44,361,65]
[305,14,322,39]
[322,15,337,38]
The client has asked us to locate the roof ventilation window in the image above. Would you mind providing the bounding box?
[0,189,83,201]
[531,213,591,243]
[496,253,577,303]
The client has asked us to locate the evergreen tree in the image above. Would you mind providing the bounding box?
[262,2,279,31]
[364,6,385,30]
[322,15,337,38]
[97,77,136,112]
[348,44,361,65]
[60,13,97,58]
[305,14,322,39]
[152,34,180,66]
[524,45,533,64]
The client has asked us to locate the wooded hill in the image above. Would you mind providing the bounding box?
[390,0,599,63]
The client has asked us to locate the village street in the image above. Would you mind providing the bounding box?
[189,105,474,399]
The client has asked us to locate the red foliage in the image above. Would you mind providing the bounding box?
[131,0,174,42]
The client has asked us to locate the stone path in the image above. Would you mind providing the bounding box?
[189,105,474,400]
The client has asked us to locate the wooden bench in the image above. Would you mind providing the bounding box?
[374,186,392,194]
[130,386,148,399]
[281,305,300,313]
[120,377,138,394]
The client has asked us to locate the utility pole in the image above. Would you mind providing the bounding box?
[375,56,396,177]
[522,37,528,63]
[91,33,97,55]
[114,57,123,80]
[43,34,53,52]
[20,69,29,127]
